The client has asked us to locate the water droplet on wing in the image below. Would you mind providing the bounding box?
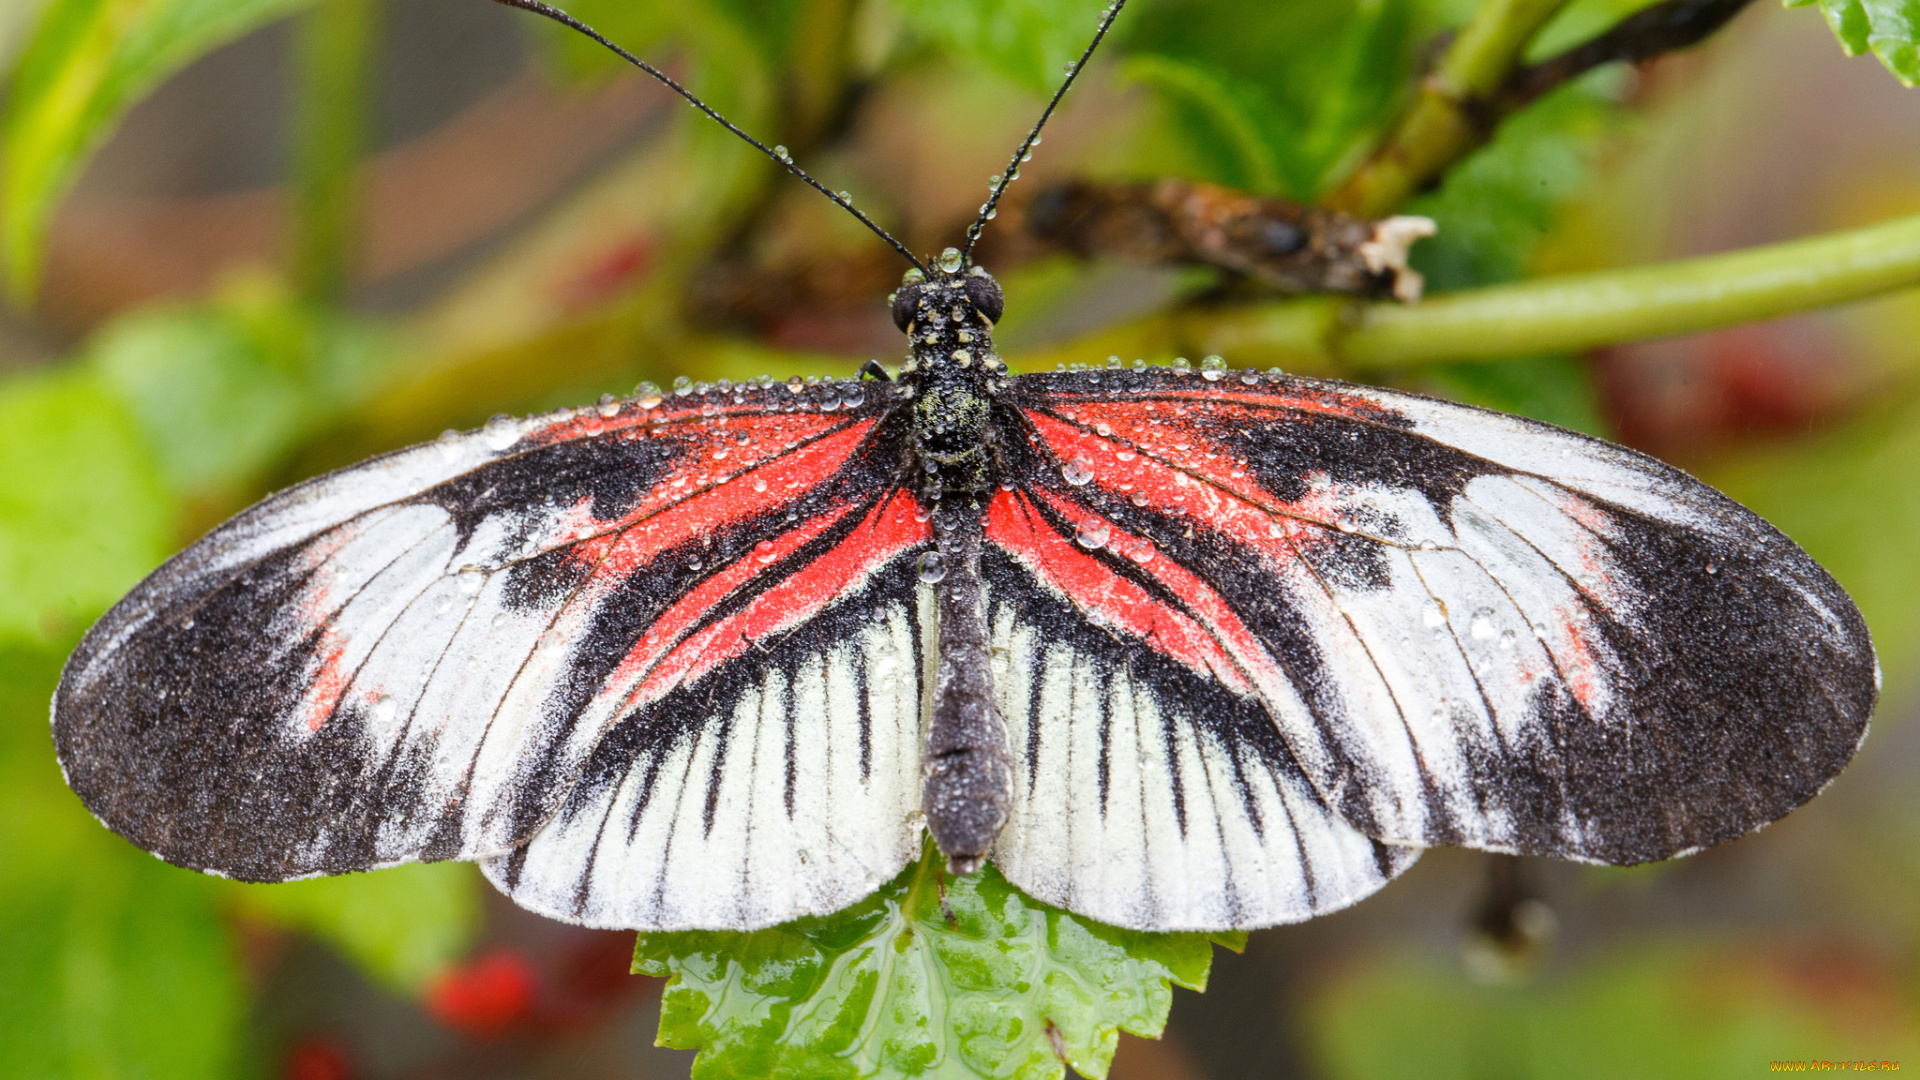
[917,551,947,583]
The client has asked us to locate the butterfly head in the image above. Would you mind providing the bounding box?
[891,251,1004,337]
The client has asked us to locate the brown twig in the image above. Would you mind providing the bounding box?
[1502,0,1757,110]
[1025,178,1436,300]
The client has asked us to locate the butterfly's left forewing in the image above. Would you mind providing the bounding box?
[1004,368,1873,870]
[54,381,930,907]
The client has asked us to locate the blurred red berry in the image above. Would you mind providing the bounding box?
[426,950,539,1039]
[283,1037,353,1080]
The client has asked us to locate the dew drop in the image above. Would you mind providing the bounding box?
[673,376,693,396]
[1172,357,1192,373]
[1200,354,1227,381]
[756,540,778,563]
[1130,491,1150,508]
[1421,602,1446,629]
[1062,456,1095,485]
[1127,539,1156,564]
[1115,449,1136,462]
[457,568,484,595]
[917,551,948,583]
[1335,518,1358,534]
[597,394,620,417]
[482,414,518,451]
[1704,564,1718,575]
[688,558,703,570]
[753,478,768,492]
[1469,607,1496,640]
[1498,629,1517,650]
[637,394,662,410]
[1075,519,1112,550]
[773,144,791,162]
[491,613,508,629]
[938,247,965,273]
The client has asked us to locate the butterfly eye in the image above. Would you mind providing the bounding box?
[965,273,1004,324]
[892,287,918,333]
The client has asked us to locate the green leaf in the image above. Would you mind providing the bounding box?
[1307,943,1920,1079]
[0,643,244,1080]
[3,0,317,296]
[88,273,395,496]
[0,366,173,645]
[232,863,483,994]
[1786,0,1920,86]
[1409,74,1627,290]
[1123,0,1428,200]
[1120,54,1282,193]
[888,0,1113,93]
[635,842,1238,1079]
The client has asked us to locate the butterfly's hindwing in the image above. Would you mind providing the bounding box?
[52,382,908,882]
[982,489,1419,932]
[481,542,929,931]
[1009,369,1874,865]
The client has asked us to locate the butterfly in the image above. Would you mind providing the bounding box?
[51,0,1876,935]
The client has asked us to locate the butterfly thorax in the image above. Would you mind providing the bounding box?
[894,265,1008,501]
[891,261,1015,875]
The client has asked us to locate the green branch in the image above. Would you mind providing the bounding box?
[291,0,376,304]
[1328,0,1572,216]
[1170,211,1920,371]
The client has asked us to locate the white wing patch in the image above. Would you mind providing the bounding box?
[483,599,926,930]
[981,565,1419,933]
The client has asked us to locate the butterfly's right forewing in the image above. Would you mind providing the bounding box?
[53,382,923,888]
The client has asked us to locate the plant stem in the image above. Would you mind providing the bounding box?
[292,0,377,305]
[1166,211,1920,371]
[1328,0,1572,217]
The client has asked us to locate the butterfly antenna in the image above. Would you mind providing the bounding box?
[961,0,1128,261]
[494,0,928,275]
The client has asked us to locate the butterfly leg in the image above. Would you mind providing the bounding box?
[922,499,1015,875]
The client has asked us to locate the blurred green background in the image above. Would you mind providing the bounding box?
[4,0,1920,1076]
